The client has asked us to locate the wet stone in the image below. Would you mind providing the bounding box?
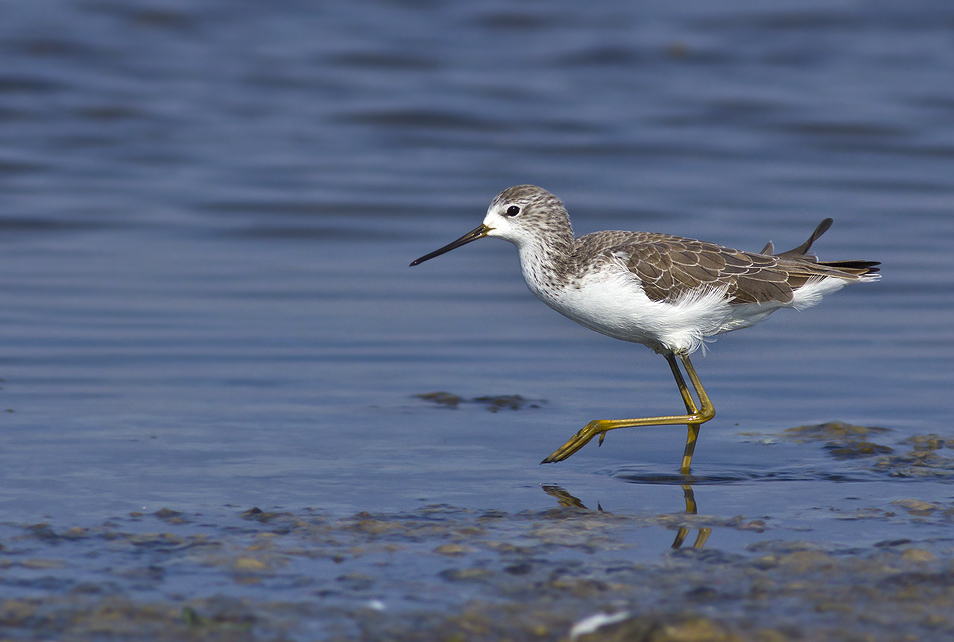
[439,567,494,583]
[336,572,375,590]
[414,391,463,408]
[64,527,90,540]
[471,394,540,412]
[892,499,939,516]
[781,422,891,443]
[433,543,475,556]
[900,549,937,563]
[824,441,894,459]
[504,562,533,575]
[415,392,543,412]
[240,507,297,525]
[26,524,59,542]
[778,425,954,480]
[904,434,949,451]
[153,508,190,525]
[19,558,68,570]
[874,538,913,548]
[873,449,954,478]
[232,557,268,572]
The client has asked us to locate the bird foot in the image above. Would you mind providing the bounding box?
[541,420,606,464]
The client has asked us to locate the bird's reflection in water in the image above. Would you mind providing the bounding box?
[541,484,601,511]
[540,483,711,549]
[671,484,710,549]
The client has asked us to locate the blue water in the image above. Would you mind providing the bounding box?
[0,0,953,629]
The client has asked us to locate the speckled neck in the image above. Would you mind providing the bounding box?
[516,223,577,298]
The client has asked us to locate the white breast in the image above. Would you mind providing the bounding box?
[526,264,737,354]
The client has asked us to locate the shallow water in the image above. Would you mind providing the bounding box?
[1,1,953,640]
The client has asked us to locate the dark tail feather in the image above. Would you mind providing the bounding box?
[818,259,881,277]
[775,218,833,260]
[759,218,834,260]
[761,218,879,278]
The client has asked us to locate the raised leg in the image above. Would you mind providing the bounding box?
[540,351,715,473]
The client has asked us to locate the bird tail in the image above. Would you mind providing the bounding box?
[760,218,833,260]
[817,259,881,280]
[762,218,880,281]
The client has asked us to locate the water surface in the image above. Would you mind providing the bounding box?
[1,1,953,640]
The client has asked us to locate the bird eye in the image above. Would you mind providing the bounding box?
[505,205,520,217]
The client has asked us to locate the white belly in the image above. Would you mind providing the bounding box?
[526,268,709,353]
[526,266,845,355]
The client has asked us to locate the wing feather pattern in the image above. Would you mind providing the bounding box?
[574,221,879,306]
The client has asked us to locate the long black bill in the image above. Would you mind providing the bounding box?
[409,224,491,266]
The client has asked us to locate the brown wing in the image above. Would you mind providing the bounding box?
[576,227,877,306]
[608,236,794,304]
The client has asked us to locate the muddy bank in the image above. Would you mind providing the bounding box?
[2,494,952,641]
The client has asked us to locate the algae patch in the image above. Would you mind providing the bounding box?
[414,391,544,412]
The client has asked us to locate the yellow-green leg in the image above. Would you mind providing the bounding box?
[677,353,713,474]
[541,351,715,474]
[663,353,703,474]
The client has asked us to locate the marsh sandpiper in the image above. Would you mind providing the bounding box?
[411,185,880,474]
